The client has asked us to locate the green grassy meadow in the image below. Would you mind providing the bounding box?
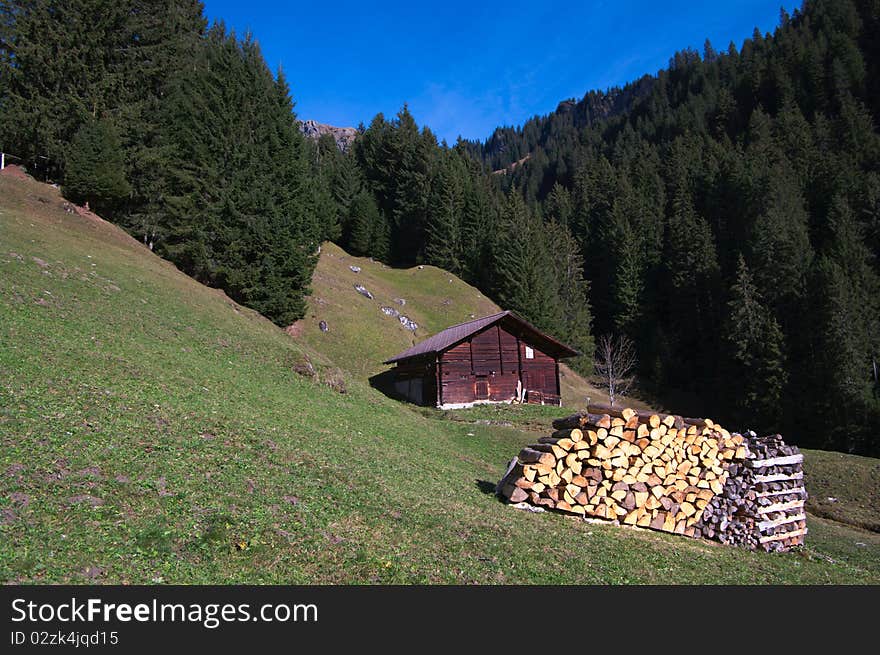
[1,170,877,584]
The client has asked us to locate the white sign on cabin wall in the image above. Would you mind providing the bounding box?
[525,346,534,359]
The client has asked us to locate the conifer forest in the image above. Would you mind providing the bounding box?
[2,0,879,455]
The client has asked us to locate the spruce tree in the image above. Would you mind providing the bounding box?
[389,105,433,264]
[723,255,788,432]
[331,152,363,247]
[62,119,131,214]
[493,191,561,334]
[459,168,497,290]
[808,196,880,452]
[545,182,573,226]
[547,220,595,374]
[425,155,463,274]
[348,190,381,257]
[156,25,317,326]
[664,189,721,384]
[747,162,813,317]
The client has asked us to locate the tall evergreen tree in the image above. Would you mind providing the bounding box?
[723,256,788,432]
[747,162,814,317]
[348,190,382,258]
[331,151,364,247]
[389,106,434,264]
[425,155,464,274]
[664,188,721,384]
[62,118,131,214]
[546,220,595,374]
[493,191,561,334]
[157,25,317,326]
[0,0,205,202]
[459,164,498,290]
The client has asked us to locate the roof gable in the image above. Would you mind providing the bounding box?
[383,311,579,364]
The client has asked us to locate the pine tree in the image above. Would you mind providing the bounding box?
[425,155,463,274]
[723,255,788,432]
[156,25,317,326]
[62,119,131,214]
[664,188,721,384]
[493,191,561,334]
[348,190,381,257]
[747,162,813,317]
[547,220,595,374]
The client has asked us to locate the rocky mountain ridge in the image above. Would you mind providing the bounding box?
[299,119,358,151]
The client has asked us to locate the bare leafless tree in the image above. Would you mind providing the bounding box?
[594,334,637,406]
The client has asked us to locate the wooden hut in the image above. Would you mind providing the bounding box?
[383,311,578,408]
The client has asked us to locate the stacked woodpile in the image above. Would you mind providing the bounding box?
[697,433,806,551]
[497,405,806,551]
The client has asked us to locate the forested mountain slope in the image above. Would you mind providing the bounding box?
[3,0,877,456]
[2,169,877,584]
[458,0,880,455]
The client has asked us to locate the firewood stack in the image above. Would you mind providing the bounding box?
[497,405,807,551]
[692,460,757,547]
[745,433,806,550]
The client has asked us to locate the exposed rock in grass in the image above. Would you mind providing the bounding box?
[292,357,316,379]
[354,284,373,299]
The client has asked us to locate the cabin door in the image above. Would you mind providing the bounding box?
[474,375,489,400]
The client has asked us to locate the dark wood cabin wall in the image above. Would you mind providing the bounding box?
[439,342,475,405]
[470,327,501,375]
[436,325,561,405]
[519,340,558,397]
[391,355,435,406]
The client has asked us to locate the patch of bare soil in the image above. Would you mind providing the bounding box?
[0,164,30,180]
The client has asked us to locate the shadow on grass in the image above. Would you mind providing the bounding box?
[476,479,500,497]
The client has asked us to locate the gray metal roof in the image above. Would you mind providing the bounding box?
[383,310,579,364]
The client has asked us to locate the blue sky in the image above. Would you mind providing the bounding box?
[202,0,800,143]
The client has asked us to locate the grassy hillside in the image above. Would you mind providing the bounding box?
[295,241,499,380]
[1,169,878,584]
[296,241,646,410]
